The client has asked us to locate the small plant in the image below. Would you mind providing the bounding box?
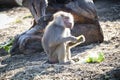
[0,38,14,53]
[15,19,22,23]
[85,52,105,63]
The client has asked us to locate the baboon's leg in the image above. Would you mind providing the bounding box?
[56,44,67,63]
[66,46,71,60]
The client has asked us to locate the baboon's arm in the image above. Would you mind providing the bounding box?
[67,35,85,48]
[49,36,76,47]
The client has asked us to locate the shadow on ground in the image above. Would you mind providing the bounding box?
[95,0,120,22]
[98,67,120,80]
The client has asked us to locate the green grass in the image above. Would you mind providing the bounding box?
[0,38,14,53]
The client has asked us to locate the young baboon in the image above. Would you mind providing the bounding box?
[42,11,85,64]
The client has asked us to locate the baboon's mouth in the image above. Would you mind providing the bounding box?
[66,23,73,29]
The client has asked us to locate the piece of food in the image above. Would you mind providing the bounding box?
[85,52,105,63]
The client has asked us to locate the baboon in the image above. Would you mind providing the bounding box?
[42,11,85,64]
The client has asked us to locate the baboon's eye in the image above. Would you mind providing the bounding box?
[64,16,69,20]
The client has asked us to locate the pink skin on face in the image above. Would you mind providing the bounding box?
[63,17,73,29]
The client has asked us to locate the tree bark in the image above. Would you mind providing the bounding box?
[0,0,17,6]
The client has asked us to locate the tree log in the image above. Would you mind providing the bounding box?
[10,0,104,55]
[0,0,17,6]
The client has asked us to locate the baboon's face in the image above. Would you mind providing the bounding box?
[62,15,74,29]
[53,11,74,29]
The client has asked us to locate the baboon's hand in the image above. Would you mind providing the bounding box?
[77,35,85,43]
[69,36,77,42]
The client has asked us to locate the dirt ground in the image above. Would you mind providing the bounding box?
[0,0,120,80]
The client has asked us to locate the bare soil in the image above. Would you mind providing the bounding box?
[0,1,120,80]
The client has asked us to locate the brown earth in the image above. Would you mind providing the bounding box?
[0,0,120,80]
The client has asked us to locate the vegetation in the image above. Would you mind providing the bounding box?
[85,52,105,63]
[0,38,14,53]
